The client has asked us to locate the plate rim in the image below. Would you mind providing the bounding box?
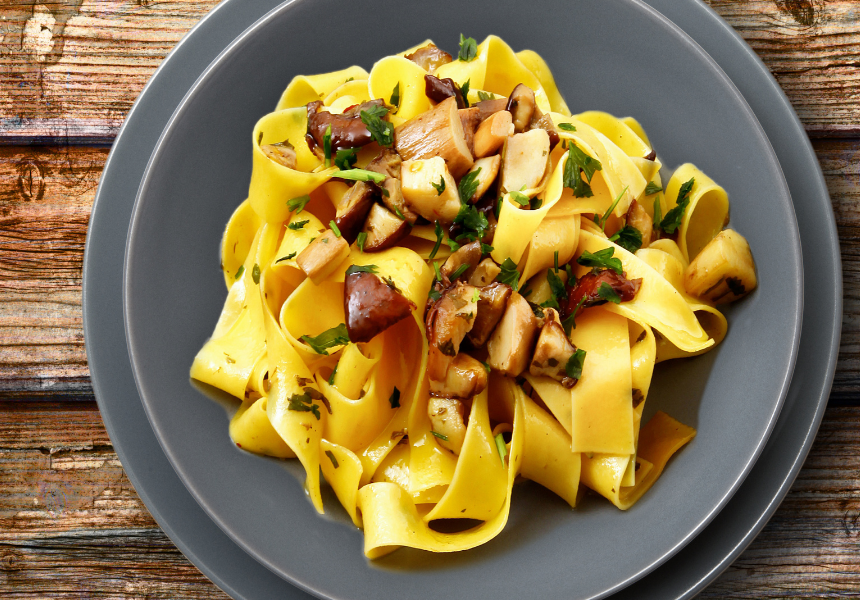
[84,3,841,596]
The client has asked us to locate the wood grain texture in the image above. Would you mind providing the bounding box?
[1,0,859,141]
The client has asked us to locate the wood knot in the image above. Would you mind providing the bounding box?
[0,549,23,572]
[17,159,44,202]
[774,0,817,27]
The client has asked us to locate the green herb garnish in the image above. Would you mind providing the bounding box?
[356,231,367,252]
[577,247,623,275]
[494,432,507,463]
[458,167,482,204]
[644,181,663,195]
[335,169,386,184]
[288,220,309,230]
[597,282,621,304]
[252,263,261,284]
[328,363,338,385]
[334,147,359,171]
[300,323,350,355]
[509,191,529,207]
[652,196,662,232]
[287,393,321,419]
[561,296,586,336]
[431,430,449,441]
[565,349,586,380]
[609,225,643,254]
[390,82,401,110]
[450,263,470,280]
[345,264,378,276]
[563,144,603,198]
[275,252,297,263]
[325,450,339,468]
[323,124,332,167]
[460,78,471,108]
[547,268,567,303]
[659,177,695,235]
[496,258,520,291]
[288,195,311,213]
[477,90,494,101]
[234,265,245,279]
[431,176,446,195]
[329,220,341,238]
[458,34,477,62]
[558,122,576,132]
[429,221,444,259]
[359,104,393,147]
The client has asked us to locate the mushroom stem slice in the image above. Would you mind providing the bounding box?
[296,229,350,284]
[529,308,578,387]
[334,181,376,244]
[486,291,539,376]
[426,282,480,381]
[361,203,411,252]
[467,282,512,347]
[499,129,550,194]
[394,96,474,178]
[428,397,467,455]
[468,258,502,288]
[400,157,462,224]
[468,155,502,201]
[474,111,514,159]
[405,43,454,72]
[441,241,483,283]
[429,353,488,399]
[684,229,757,304]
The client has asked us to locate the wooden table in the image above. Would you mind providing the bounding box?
[1,0,858,596]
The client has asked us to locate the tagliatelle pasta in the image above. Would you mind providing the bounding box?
[190,35,758,558]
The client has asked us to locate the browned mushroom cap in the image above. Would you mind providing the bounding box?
[527,111,560,149]
[506,84,537,133]
[424,74,466,108]
[366,149,418,225]
[305,99,384,152]
[429,353,488,399]
[334,182,376,244]
[361,203,411,252]
[261,140,297,169]
[344,270,416,343]
[562,269,643,319]
[426,282,479,381]
[441,241,483,283]
[475,98,507,122]
[529,308,577,388]
[467,282,511,347]
[459,107,481,156]
[405,43,454,72]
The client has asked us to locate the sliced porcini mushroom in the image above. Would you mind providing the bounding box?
[475,98,508,122]
[426,282,479,381]
[474,111,514,158]
[344,270,417,343]
[506,84,537,133]
[468,258,501,288]
[684,229,757,303]
[499,129,551,194]
[562,268,643,318]
[486,291,539,376]
[468,156,501,201]
[334,181,376,244]
[459,107,481,156]
[527,111,560,149]
[424,74,466,108]
[400,157,462,224]
[305,100,381,153]
[361,203,411,252]
[626,199,652,247]
[429,353,488,399]
[366,149,418,224]
[405,43,454,72]
[260,140,297,169]
[428,397,467,455]
[441,241,482,282]
[529,308,578,387]
[394,96,474,178]
[296,229,350,284]
[467,282,511,346]
[366,147,402,179]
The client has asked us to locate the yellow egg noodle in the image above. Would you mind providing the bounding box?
[191,35,757,557]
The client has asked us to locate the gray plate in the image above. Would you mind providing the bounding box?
[123,0,802,598]
[81,2,839,600]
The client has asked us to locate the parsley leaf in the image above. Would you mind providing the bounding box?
[345,264,378,276]
[300,323,350,355]
[334,147,359,171]
[388,387,401,409]
[530,197,543,210]
[652,196,662,232]
[597,282,621,303]
[288,195,311,213]
[431,430,449,441]
[659,177,695,235]
[328,364,338,385]
[596,186,628,231]
[509,191,529,207]
[288,220,309,230]
[429,221,444,260]
[458,167,482,203]
[477,90,494,101]
[335,169,386,184]
[234,265,244,279]
[445,238,461,252]
[360,106,393,147]
[287,393,321,419]
[460,78,471,108]
[252,263,261,284]
[431,176,446,195]
[494,432,507,463]
[565,349,586,380]
[561,296,586,336]
[325,450,339,468]
[275,252,297,263]
[453,202,489,242]
[323,124,332,167]
[547,268,568,303]
[356,231,367,252]
[558,122,576,132]
[496,258,520,291]
[458,34,477,62]
[644,181,663,195]
[577,247,623,275]
[450,263,470,280]
[389,82,400,110]
[609,225,643,253]
[329,220,341,238]
[428,287,442,302]
[481,242,494,255]
[563,144,603,198]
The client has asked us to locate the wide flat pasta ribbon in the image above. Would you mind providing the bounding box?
[515,49,571,115]
[368,56,432,126]
[221,199,261,289]
[664,163,730,263]
[276,66,369,111]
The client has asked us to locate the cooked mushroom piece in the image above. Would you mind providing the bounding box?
[506,84,537,133]
[475,98,508,121]
[562,269,642,318]
[486,291,539,376]
[428,397,467,455]
[467,282,511,346]
[459,107,481,156]
[394,96,474,178]
[499,129,550,193]
[334,181,375,244]
[296,229,350,284]
[441,241,482,283]
[405,43,454,71]
[426,282,479,381]
[366,149,418,224]
[400,157,462,224]
[527,111,560,149]
[626,199,652,247]
[361,203,411,252]
[468,156,501,201]
[424,74,466,108]
[529,308,578,387]
[305,100,380,152]
[474,111,514,158]
[429,353,488,399]
[344,270,417,343]
[684,229,757,303]
[468,258,501,287]
[261,140,297,169]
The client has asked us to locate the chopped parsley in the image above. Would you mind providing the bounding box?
[335,169,386,184]
[652,196,662,232]
[558,122,576,132]
[433,260,443,282]
[546,268,567,303]
[394,207,405,220]
[565,349,586,380]
[530,197,543,210]
[481,242,494,255]
[450,263,470,280]
[577,247,623,275]
[595,186,628,231]
[659,177,695,235]
[300,323,350,355]
[325,450,339,469]
[460,78,471,107]
[563,144,603,198]
[288,220,309,230]
[477,90,495,101]
[252,263,261,284]
[360,105,393,147]
[287,194,311,213]
[429,221,444,260]
[597,282,621,304]
[328,363,338,385]
[644,181,663,195]
[509,191,529,207]
[458,34,477,62]
[562,296,586,336]
[356,231,367,252]
[329,220,341,238]
[458,167,482,204]
[446,238,461,252]
[287,393,321,419]
[609,225,643,253]
[481,361,491,372]
[472,288,481,302]
[389,82,400,110]
[428,287,442,302]
[494,432,507,463]
[431,176,446,195]
[554,251,560,272]
[453,202,489,243]
[275,252,297,263]
[345,264,378,276]
[323,124,332,167]
[334,147,359,171]
[388,386,401,409]
[234,265,244,279]
[495,257,520,291]
[431,430,449,441]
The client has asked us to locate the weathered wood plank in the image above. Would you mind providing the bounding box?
[1,0,860,141]
[1,402,858,597]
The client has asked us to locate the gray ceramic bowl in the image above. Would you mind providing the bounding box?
[122,0,802,598]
